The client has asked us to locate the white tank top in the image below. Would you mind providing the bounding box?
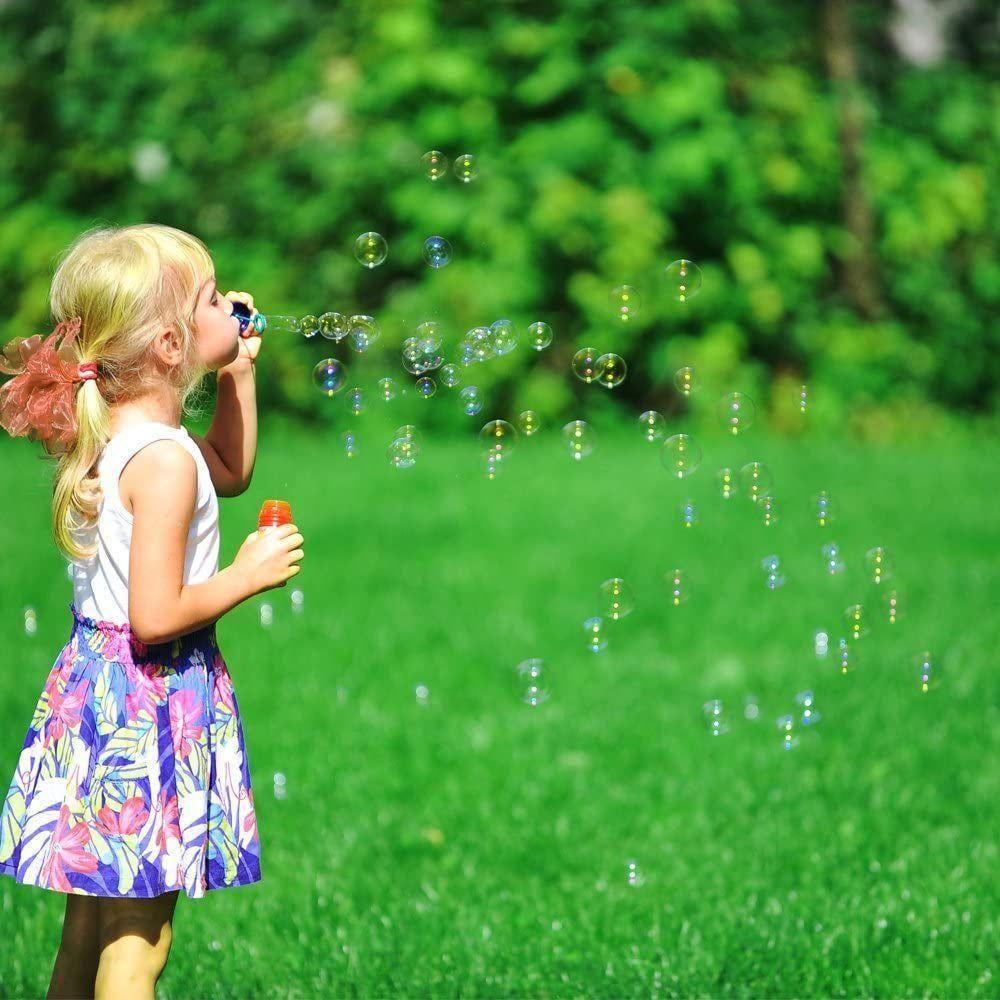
[71,422,220,626]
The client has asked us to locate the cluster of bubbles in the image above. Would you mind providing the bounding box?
[703,688,821,751]
[422,150,479,183]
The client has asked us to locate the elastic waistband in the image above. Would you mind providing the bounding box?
[69,603,218,661]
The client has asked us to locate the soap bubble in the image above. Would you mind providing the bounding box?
[798,384,808,413]
[459,386,484,416]
[865,546,892,584]
[661,434,701,478]
[414,683,430,706]
[517,410,541,436]
[762,555,785,590]
[600,578,634,620]
[319,312,349,341]
[514,658,549,707]
[423,236,452,268]
[665,568,687,606]
[916,651,938,693]
[796,690,821,727]
[776,714,799,751]
[610,284,641,322]
[703,700,729,736]
[482,452,503,480]
[312,359,346,397]
[719,392,755,435]
[595,353,627,389]
[489,319,518,356]
[387,435,419,470]
[822,542,846,575]
[479,419,519,462]
[377,377,398,402]
[844,603,868,641]
[403,325,444,374]
[679,499,698,528]
[23,606,37,636]
[883,589,901,625]
[266,315,302,335]
[665,258,702,301]
[354,231,388,269]
[300,314,320,339]
[272,771,287,799]
[814,491,834,527]
[744,695,761,721]
[527,321,553,351]
[572,347,600,384]
[348,315,380,352]
[346,386,366,415]
[583,616,607,653]
[838,637,853,674]
[415,376,436,398]
[422,149,447,181]
[290,588,305,614]
[562,420,595,461]
[814,630,830,657]
[718,467,735,500]
[259,602,274,628]
[638,411,666,443]
[466,326,493,363]
[626,859,645,888]
[739,462,772,502]
[440,364,462,388]
[342,430,358,458]
[674,366,698,396]
[759,494,779,527]
[454,153,479,183]
[394,424,421,445]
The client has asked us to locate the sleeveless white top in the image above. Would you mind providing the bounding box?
[71,422,220,626]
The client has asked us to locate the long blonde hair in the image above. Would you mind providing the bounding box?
[49,223,215,561]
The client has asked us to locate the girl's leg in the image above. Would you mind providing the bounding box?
[94,891,180,1000]
[47,894,101,999]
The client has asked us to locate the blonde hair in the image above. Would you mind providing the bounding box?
[49,223,215,561]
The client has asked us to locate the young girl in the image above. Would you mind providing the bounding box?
[0,224,304,998]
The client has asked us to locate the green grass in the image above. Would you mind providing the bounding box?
[1,420,997,998]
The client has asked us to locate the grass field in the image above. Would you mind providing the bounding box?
[1,416,997,998]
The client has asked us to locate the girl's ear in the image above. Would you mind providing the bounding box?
[152,325,184,369]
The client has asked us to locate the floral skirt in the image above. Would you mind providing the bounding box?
[0,605,262,898]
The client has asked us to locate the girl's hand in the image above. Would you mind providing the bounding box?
[233,523,304,595]
[225,290,261,368]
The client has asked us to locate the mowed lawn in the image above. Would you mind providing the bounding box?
[1,417,997,998]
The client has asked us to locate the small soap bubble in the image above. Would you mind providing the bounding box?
[272,771,287,799]
[312,358,346,397]
[489,319,518,356]
[514,658,549,707]
[595,353,627,389]
[259,602,274,628]
[796,690,821,727]
[739,462,772,502]
[439,363,462,388]
[744,695,760,721]
[517,410,540,436]
[661,434,701,478]
[759,494,778,527]
[719,392,755,435]
[865,547,892,584]
[318,312,349,341]
[822,542,846,575]
[674,366,698,396]
[387,435,419,470]
[679,499,698,528]
[776,715,799,751]
[883,589,901,625]
[838,637,853,674]
[665,568,687,606]
[916,651,938,693]
[415,376,437,398]
[300,314,320,339]
[814,630,830,658]
[342,430,358,458]
[466,326,493,363]
[394,424,421,445]
[454,153,479,183]
[844,604,868,641]
[572,347,600,384]
[798,384,808,413]
[638,411,666,443]
[479,419,519,462]
[348,315,380,352]
[459,386,484,416]
[718,467,735,500]
[762,555,785,590]
[290,588,305,615]
[664,259,702,301]
[814,491,834,527]
[562,420,595,461]
[414,683,430,706]
[266,315,302,336]
[422,236,452,268]
[354,231,388,269]
[599,578,635,620]
[703,700,729,736]
[610,284,641,322]
[422,149,447,181]
[625,860,645,888]
[481,452,503,481]
[23,607,37,636]
[346,386,366,415]
[377,377,398,402]
[583,616,607,653]
[527,321,553,351]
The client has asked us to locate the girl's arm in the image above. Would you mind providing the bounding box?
[194,359,257,498]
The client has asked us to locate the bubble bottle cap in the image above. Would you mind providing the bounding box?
[258,499,293,530]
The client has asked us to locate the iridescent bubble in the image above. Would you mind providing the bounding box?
[414,683,430,706]
[266,315,302,336]
[562,420,595,461]
[844,603,868,641]
[459,385,484,416]
[583,616,607,654]
[626,859,645,888]
[759,494,778,527]
[423,236,452,268]
[514,657,549,707]
[319,312,349,341]
[572,347,600,384]
[679,499,698,528]
[517,410,540,436]
[814,491,834,527]
[394,424,421,445]
[387,435,419,470]
[467,326,493,363]
[837,637,854,675]
[665,568,687,606]
[348,315,380,352]
[796,690,821,727]
[259,602,274,628]
[703,700,729,737]
[814,630,830,658]
[665,258,702,301]
[761,555,785,590]
[719,392,755,435]
[354,231,388,269]
[600,578,634,620]
[822,542,846,575]
[272,771,286,799]
[661,434,701,478]
[776,714,799,751]
[865,546,892,584]
[718,467,735,500]
[454,153,479,183]
[342,430,358,458]
[402,337,422,373]
[482,452,502,481]
[798,384,808,413]
[610,284,641,322]
[674,366,698,396]
[347,386,366,416]
[23,606,37,636]
[312,358,346,397]
[377,377,398,402]
[527,321,553,351]
[595,353,627,389]
[440,363,462,388]
[290,588,305,614]
[638,411,666,443]
[916,651,938,693]
[300,314,320,339]
[422,149,447,181]
[479,419,519,462]
[489,319,518,356]
[415,376,436,398]
[458,340,476,366]
[883,589,901,625]
[739,462,772,502]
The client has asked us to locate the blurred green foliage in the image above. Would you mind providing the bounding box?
[0,0,997,438]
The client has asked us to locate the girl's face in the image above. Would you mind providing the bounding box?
[192,274,240,370]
